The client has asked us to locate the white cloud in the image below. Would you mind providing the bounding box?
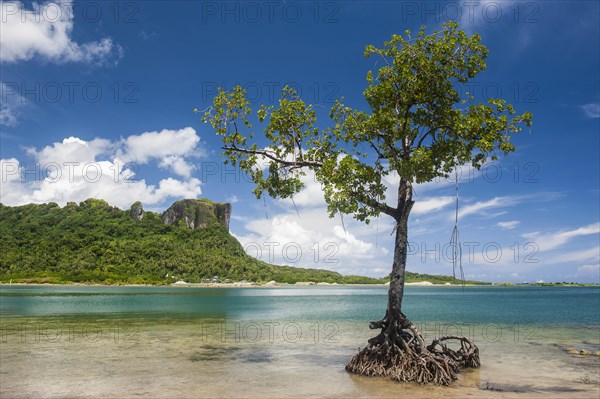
[412,196,454,216]
[0,158,31,205]
[223,157,593,281]
[497,220,520,230]
[0,158,21,182]
[0,103,19,126]
[457,195,523,220]
[455,223,599,273]
[27,136,112,165]
[119,127,201,178]
[0,128,204,209]
[457,0,500,27]
[159,156,194,178]
[575,264,600,278]
[523,222,600,252]
[545,247,600,266]
[278,169,325,208]
[0,1,121,64]
[0,82,26,126]
[233,206,386,275]
[576,264,600,274]
[581,103,600,119]
[226,195,239,204]
[120,127,200,163]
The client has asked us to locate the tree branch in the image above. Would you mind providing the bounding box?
[368,139,385,159]
[415,128,436,148]
[414,124,454,149]
[376,132,401,161]
[221,145,323,168]
[224,144,396,217]
[354,191,397,218]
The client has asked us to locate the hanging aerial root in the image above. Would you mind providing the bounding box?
[346,319,480,386]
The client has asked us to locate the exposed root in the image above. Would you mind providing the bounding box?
[346,317,480,386]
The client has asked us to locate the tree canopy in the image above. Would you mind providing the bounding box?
[202,22,532,223]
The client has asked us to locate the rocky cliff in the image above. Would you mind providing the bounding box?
[130,201,145,221]
[160,199,231,230]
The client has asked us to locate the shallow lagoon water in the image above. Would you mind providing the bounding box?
[1,285,599,398]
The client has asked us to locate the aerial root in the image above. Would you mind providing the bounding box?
[346,320,480,386]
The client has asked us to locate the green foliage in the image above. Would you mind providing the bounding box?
[0,201,389,285]
[202,22,532,223]
[0,201,486,285]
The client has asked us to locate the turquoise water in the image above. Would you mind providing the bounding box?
[1,285,599,398]
[2,285,599,325]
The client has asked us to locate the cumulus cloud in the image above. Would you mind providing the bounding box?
[277,169,326,208]
[27,136,112,165]
[241,159,486,274]
[120,128,200,163]
[233,206,387,275]
[0,127,203,209]
[0,158,29,205]
[118,127,201,178]
[0,1,121,64]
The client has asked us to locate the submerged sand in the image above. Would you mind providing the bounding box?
[1,318,598,398]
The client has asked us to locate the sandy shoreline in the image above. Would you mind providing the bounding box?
[0,280,468,288]
[171,281,451,288]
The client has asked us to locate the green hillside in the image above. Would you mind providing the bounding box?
[0,199,486,285]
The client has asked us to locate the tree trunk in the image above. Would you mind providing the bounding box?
[345,179,480,385]
[387,178,414,327]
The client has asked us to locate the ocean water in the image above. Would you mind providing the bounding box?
[1,285,599,398]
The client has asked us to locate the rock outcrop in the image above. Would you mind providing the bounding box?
[130,201,145,221]
[161,199,231,231]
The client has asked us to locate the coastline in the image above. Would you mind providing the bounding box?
[1,280,465,288]
[0,281,508,288]
[170,281,457,288]
[2,281,596,288]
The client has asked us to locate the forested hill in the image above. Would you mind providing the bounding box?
[0,199,384,284]
[0,199,484,285]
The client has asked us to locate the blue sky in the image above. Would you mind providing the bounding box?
[1,0,598,283]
